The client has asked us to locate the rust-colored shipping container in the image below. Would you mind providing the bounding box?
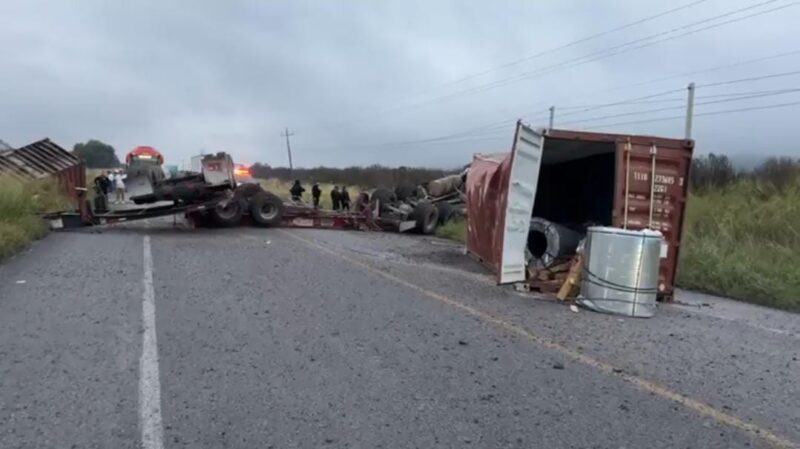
[466,126,693,298]
[0,138,86,206]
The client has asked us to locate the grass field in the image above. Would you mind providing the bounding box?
[0,176,70,261]
[256,179,363,209]
[676,181,800,311]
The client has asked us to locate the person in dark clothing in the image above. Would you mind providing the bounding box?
[340,186,351,211]
[311,182,322,208]
[330,186,341,210]
[289,180,305,201]
[93,171,111,195]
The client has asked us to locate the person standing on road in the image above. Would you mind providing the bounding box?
[340,186,351,211]
[93,171,111,196]
[114,171,126,204]
[107,170,115,195]
[290,180,305,201]
[311,182,321,208]
[330,186,341,210]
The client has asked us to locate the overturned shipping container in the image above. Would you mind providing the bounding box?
[0,139,86,206]
[466,123,693,299]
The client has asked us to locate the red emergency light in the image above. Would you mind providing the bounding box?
[126,146,164,165]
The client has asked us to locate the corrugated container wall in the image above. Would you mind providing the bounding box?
[0,138,86,206]
[536,129,693,297]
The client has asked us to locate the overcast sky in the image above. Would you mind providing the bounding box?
[1,0,798,168]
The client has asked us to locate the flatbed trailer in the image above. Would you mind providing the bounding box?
[45,187,416,233]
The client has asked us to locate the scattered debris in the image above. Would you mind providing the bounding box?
[15,280,26,284]
[569,305,579,313]
[552,362,565,370]
[458,340,468,346]
[513,282,530,292]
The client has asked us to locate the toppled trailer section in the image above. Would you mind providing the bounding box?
[45,152,425,234]
[466,122,693,299]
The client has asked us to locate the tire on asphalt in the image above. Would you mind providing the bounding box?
[435,201,454,225]
[411,201,439,235]
[249,192,284,226]
[210,199,245,226]
[394,182,416,201]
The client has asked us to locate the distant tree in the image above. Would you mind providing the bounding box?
[690,153,737,191]
[752,156,800,192]
[249,163,456,188]
[72,140,121,168]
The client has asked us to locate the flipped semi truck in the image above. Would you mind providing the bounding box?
[46,152,443,235]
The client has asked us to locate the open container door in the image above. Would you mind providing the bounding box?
[499,123,544,283]
[466,121,543,284]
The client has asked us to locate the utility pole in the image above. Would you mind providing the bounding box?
[548,106,555,130]
[684,82,695,140]
[281,127,294,175]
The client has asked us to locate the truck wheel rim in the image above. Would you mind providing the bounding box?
[216,203,238,219]
[261,203,277,219]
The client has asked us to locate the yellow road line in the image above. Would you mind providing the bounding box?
[280,229,797,449]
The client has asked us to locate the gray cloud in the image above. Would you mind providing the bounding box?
[1,0,798,168]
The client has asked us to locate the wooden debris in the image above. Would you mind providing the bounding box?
[557,253,584,301]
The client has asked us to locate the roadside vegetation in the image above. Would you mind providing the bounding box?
[678,155,800,311]
[0,176,70,261]
[435,218,467,243]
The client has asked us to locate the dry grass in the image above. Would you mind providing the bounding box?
[0,176,70,260]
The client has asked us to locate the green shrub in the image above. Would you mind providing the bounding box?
[436,218,467,243]
[677,179,800,311]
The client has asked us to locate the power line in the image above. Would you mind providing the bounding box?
[560,88,800,126]
[428,0,792,104]
[418,0,709,91]
[555,68,800,120]
[698,69,800,88]
[517,48,800,117]
[323,0,711,129]
[583,99,800,130]
[308,0,787,133]
[331,77,800,152]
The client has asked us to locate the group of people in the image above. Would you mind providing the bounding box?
[93,170,127,204]
[289,180,351,210]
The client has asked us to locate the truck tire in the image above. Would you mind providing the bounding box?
[250,192,284,226]
[412,202,439,235]
[235,183,263,199]
[435,201,454,225]
[370,188,396,212]
[210,199,244,226]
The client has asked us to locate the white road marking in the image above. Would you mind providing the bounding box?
[140,236,165,449]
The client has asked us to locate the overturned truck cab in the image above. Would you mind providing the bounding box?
[466,121,693,300]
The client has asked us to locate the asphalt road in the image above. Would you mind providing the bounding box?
[1,221,798,448]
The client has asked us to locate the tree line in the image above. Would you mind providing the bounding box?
[689,154,800,192]
[249,163,459,188]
